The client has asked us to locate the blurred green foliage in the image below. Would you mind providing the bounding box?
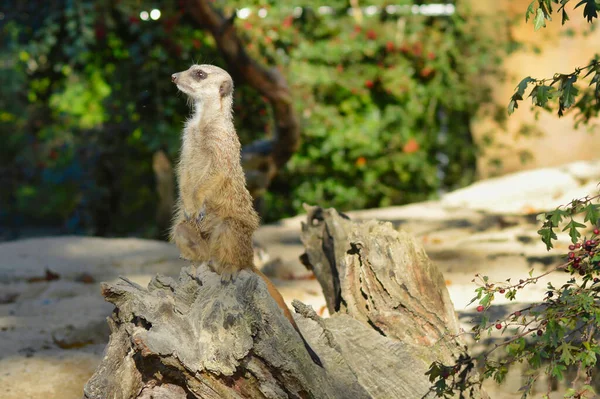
[0,0,511,238]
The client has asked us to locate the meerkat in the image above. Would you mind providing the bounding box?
[170,64,322,367]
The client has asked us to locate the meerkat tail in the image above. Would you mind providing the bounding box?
[253,267,324,367]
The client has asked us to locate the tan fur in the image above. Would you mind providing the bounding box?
[170,64,322,367]
[170,64,259,281]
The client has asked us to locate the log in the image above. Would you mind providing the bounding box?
[84,206,488,398]
[83,266,343,399]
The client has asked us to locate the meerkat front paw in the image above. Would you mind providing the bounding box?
[218,264,240,283]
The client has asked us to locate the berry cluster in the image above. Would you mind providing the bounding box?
[566,228,600,277]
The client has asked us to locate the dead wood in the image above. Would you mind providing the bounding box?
[84,205,489,398]
[299,205,490,398]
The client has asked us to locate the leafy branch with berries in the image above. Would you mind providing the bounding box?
[426,193,600,398]
[427,1,600,398]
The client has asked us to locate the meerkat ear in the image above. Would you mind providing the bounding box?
[219,80,233,98]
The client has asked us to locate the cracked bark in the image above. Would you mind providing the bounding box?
[299,205,490,398]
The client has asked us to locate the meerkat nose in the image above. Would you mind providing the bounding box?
[171,73,179,83]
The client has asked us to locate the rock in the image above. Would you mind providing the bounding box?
[441,160,600,214]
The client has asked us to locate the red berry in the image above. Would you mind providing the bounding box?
[366,29,377,40]
[569,244,575,250]
[495,323,502,330]
[537,329,543,336]
[576,243,582,248]
[420,67,434,77]
[427,51,435,60]
[385,41,394,52]
[365,80,374,88]
[476,305,484,312]
[568,252,575,259]
[412,42,422,56]
[594,229,599,235]
[499,289,505,294]
[594,278,599,283]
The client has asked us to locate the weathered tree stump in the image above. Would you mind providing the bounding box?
[84,206,488,398]
[300,205,461,349]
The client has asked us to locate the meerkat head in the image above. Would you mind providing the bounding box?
[171,64,234,104]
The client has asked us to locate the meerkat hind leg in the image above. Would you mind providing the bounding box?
[210,218,255,282]
[174,222,210,263]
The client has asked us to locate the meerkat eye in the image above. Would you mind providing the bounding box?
[193,69,207,80]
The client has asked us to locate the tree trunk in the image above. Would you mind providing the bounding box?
[84,206,488,398]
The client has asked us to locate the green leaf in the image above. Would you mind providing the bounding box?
[561,75,579,107]
[562,219,586,243]
[575,0,599,22]
[561,9,570,24]
[558,341,577,365]
[583,203,600,224]
[526,1,536,22]
[509,77,535,114]
[591,70,600,100]
[529,85,555,107]
[548,209,568,227]
[538,226,558,250]
[516,76,535,97]
[508,99,518,115]
[551,363,566,380]
[534,8,547,30]
[558,75,579,116]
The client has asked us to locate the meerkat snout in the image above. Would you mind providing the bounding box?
[171,73,179,83]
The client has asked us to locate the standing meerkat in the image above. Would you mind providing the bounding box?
[170,64,322,367]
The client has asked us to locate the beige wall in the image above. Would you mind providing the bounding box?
[469,0,600,178]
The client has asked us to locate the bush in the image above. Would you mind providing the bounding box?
[0,1,510,236]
